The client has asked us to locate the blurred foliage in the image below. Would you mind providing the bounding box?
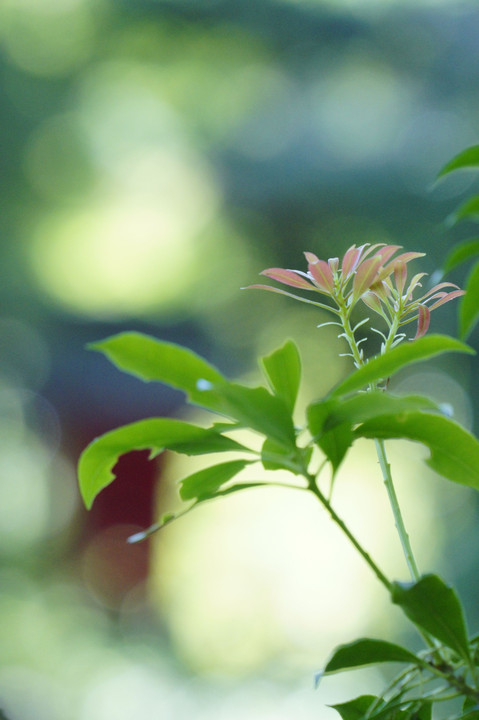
[1,0,479,718]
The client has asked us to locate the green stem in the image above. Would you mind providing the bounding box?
[374,438,421,582]
[308,476,393,593]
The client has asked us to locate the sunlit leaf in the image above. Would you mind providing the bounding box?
[179,459,252,501]
[442,238,479,274]
[329,335,474,398]
[260,339,302,412]
[392,574,470,662]
[89,332,225,411]
[355,411,479,491]
[322,638,420,676]
[437,145,479,179]
[460,260,479,339]
[78,418,248,509]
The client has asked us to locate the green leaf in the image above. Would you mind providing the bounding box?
[318,424,354,474]
[443,238,479,274]
[89,332,225,410]
[460,260,479,339]
[437,145,479,179]
[447,196,479,227]
[462,697,479,720]
[309,393,438,436]
[330,335,474,398]
[323,638,420,676]
[308,393,438,474]
[416,703,432,720]
[260,339,302,412]
[198,382,296,448]
[91,333,297,446]
[330,696,379,720]
[179,459,251,501]
[392,574,470,662]
[355,411,479,491]
[261,437,295,472]
[78,418,248,509]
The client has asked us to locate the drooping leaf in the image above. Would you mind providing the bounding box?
[355,411,479,491]
[322,638,421,676]
[329,335,474,398]
[179,459,252,501]
[329,695,379,720]
[89,332,225,411]
[460,260,479,339]
[392,574,470,663]
[198,382,296,448]
[78,418,249,509]
[437,145,479,179]
[260,339,302,412]
[442,238,479,274]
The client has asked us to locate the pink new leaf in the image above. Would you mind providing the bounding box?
[427,289,466,311]
[394,262,408,295]
[414,304,431,339]
[380,252,425,280]
[361,291,385,316]
[341,244,365,280]
[307,258,335,294]
[418,282,462,302]
[260,268,316,290]
[352,255,383,301]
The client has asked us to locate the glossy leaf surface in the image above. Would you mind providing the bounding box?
[355,411,479,490]
[330,335,474,398]
[79,418,247,509]
[260,339,302,412]
[392,574,470,662]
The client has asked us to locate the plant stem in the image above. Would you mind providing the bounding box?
[308,476,393,593]
[374,438,421,582]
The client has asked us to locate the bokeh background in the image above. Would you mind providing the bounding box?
[1,0,479,718]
